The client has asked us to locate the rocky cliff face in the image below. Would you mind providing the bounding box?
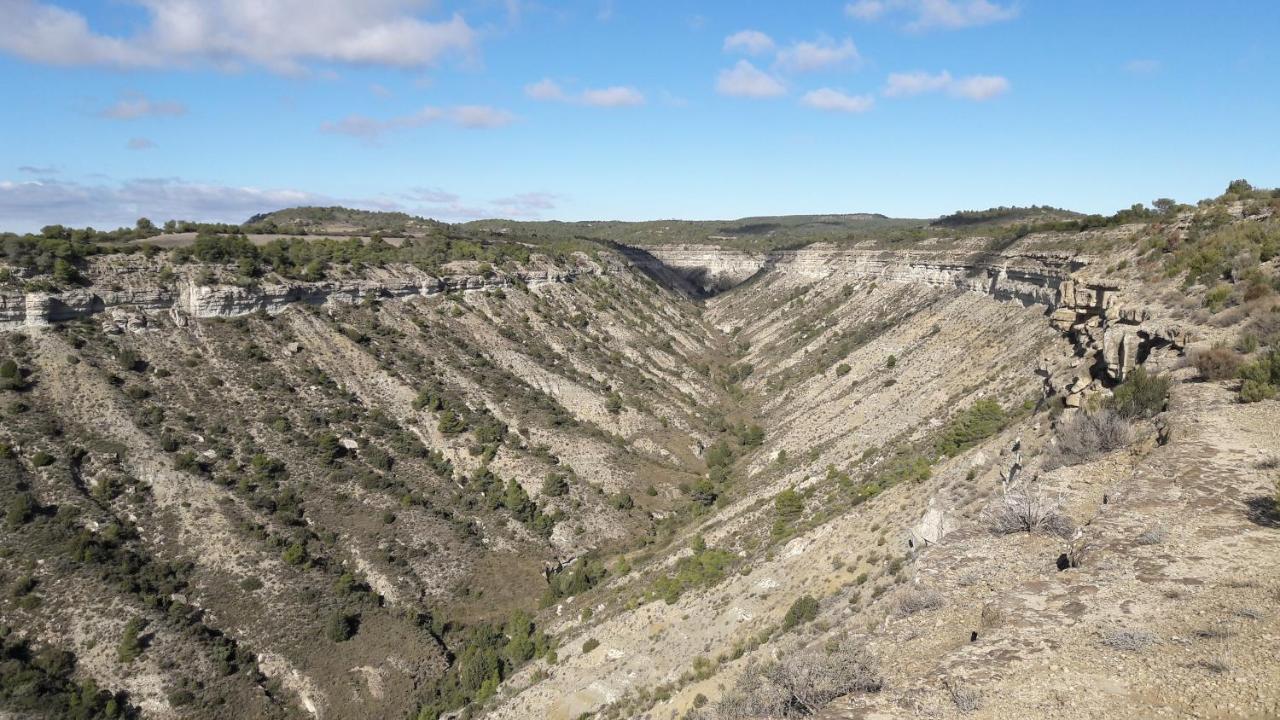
[1,245,1189,402]
[0,266,601,332]
[643,242,1192,396]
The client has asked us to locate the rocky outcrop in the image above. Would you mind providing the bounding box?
[0,268,597,332]
[632,245,767,295]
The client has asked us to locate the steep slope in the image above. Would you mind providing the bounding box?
[1,190,1278,720]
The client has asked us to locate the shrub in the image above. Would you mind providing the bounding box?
[1192,346,1244,381]
[605,393,623,415]
[893,587,943,617]
[437,410,466,434]
[986,483,1073,537]
[835,363,851,377]
[541,472,569,497]
[30,451,54,468]
[580,638,599,654]
[117,618,145,663]
[1237,350,1280,402]
[782,595,820,630]
[281,542,308,566]
[936,399,1006,457]
[714,638,881,718]
[774,488,804,523]
[886,355,897,368]
[609,492,634,511]
[1109,367,1170,419]
[325,611,358,642]
[1045,410,1132,468]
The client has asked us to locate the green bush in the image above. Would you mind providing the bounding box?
[580,638,600,654]
[541,473,569,497]
[935,398,1006,457]
[437,410,466,434]
[609,492,634,510]
[1237,350,1280,403]
[774,488,803,523]
[835,363,851,377]
[651,538,734,604]
[281,542,308,566]
[782,595,820,630]
[325,611,358,643]
[30,451,54,468]
[1109,367,1171,418]
[117,618,145,663]
[605,393,623,415]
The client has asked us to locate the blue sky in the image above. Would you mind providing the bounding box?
[1,0,1277,232]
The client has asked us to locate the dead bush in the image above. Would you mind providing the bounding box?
[1044,410,1132,469]
[894,586,943,617]
[1100,627,1158,652]
[1135,525,1168,545]
[1191,346,1243,380]
[986,483,1074,537]
[714,638,882,719]
[945,680,982,713]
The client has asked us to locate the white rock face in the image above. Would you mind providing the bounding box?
[0,267,600,331]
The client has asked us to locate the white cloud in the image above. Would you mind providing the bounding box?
[99,93,187,120]
[450,105,517,128]
[525,78,567,101]
[716,60,786,99]
[0,0,478,72]
[845,0,887,20]
[883,70,1009,100]
[320,105,516,140]
[883,70,953,97]
[127,137,156,150]
[947,74,1009,100]
[801,88,875,113]
[580,86,645,107]
[526,79,645,107]
[17,165,58,175]
[776,37,860,73]
[723,30,775,55]
[845,0,1017,31]
[1123,59,1160,74]
[369,83,393,98]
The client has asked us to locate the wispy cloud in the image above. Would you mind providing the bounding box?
[716,60,786,99]
[723,30,775,55]
[17,165,58,175]
[320,105,516,141]
[883,70,1010,100]
[525,79,645,107]
[775,37,860,73]
[491,191,560,218]
[1123,59,1161,74]
[802,88,875,113]
[580,86,645,107]
[846,0,1018,31]
[0,0,478,73]
[0,177,333,230]
[0,176,564,231]
[99,93,188,120]
[126,137,156,150]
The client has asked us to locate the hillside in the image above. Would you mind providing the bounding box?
[0,182,1277,720]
